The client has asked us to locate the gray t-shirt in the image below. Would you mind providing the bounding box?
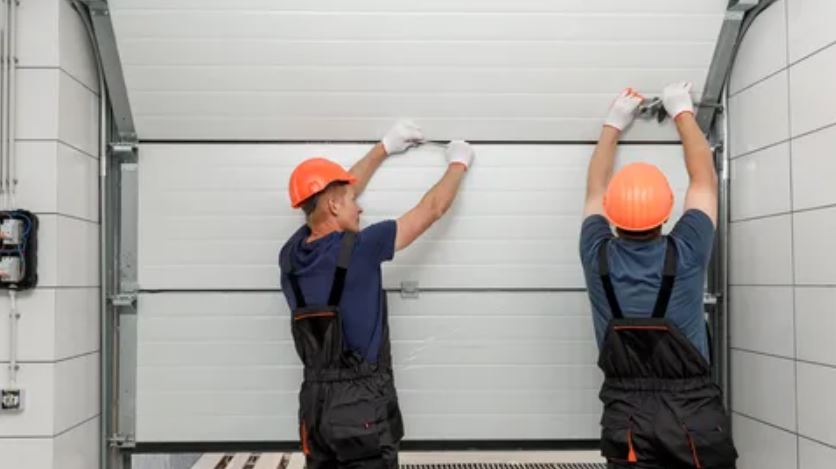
[579,210,715,361]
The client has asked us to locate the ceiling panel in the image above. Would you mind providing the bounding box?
[110,0,728,141]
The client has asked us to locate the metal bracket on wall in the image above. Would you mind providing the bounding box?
[76,0,137,143]
[108,433,136,450]
[109,293,137,308]
[110,142,138,161]
[703,293,720,306]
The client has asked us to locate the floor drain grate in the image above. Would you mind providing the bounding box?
[401,464,607,469]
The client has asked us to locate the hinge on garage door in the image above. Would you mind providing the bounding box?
[108,432,136,449]
[109,142,137,161]
[704,292,721,307]
[109,293,137,307]
[400,281,420,299]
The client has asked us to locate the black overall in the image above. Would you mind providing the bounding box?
[597,238,737,469]
[281,233,404,469]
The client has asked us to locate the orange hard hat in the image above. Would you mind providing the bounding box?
[288,158,357,208]
[603,162,674,231]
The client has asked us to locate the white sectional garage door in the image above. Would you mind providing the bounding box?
[114,0,724,445]
[109,0,727,142]
[134,143,688,442]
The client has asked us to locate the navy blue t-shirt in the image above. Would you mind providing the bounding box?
[579,210,715,361]
[279,220,397,364]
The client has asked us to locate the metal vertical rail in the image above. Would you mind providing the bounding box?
[7,0,14,208]
[720,88,731,408]
[0,0,8,208]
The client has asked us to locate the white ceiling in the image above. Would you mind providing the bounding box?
[110,0,728,142]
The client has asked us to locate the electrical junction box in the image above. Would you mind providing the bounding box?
[0,257,21,283]
[0,388,23,412]
[0,210,38,291]
[0,219,22,245]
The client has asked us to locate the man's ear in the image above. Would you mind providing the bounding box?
[326,189,343,217]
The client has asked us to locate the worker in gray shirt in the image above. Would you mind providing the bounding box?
[579,83,737,469]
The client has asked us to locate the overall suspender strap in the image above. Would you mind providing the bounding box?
[281,247,308,308]
[326,232,357,307]
[598,240,624,319]
[651,238,678,319]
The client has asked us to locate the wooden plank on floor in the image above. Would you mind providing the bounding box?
[253,453,285,469]
[191,453,227,469]
[226,453,252,469]
[286,452,306,469]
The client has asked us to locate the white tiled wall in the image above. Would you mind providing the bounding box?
[795,287,836,366]
[36,215,100,288]
[797,362,836,447]
[728,70,790,157]
[730,286,794,357]
[786,0,836,63]
[53,417,100,469]
[731,350,797,431]
[733,414,798,469]
[791,124,836,211]
[729,0,788,95]
[729,214,793,285]
[793,207,836,285]
[788,44,836,137]
[799,437,836,469]
[729,0,836,466]
[0,288,99,362]
[1,1,101,468]
[730,143,791,221]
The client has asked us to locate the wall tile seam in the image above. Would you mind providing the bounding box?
[15,138,100,161]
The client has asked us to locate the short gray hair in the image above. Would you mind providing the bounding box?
[301,181,349,217]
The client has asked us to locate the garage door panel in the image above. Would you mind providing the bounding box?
[396,342,597,366]
[138,414,601,442]
[132,92,703,122]
[126,66,707,96]
[393,316,591,341]
[138,390,601,425]
[148,215,580,244]
[136,291,602,441]
[138,143,688,290]
[141,342,300,367]
[404,415,600,440]
[139,366,302,394]
[141,317,292,342]
[119,39,715,70]
[114,11,719,42]
[140,391,298,417]
[111,0,725,141]
[396,365,600,392]
[111,0,725,14]
[141,342,597,369]
[388,292,592,316]
[138,415,297,443]
[399,390,600,415]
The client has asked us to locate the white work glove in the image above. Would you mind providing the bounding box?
[604,88,644,131]
[382,119,425,155]
[445,140,474,170]
[662,81,695,119]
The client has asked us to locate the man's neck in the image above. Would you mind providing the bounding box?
[306,218,341,243]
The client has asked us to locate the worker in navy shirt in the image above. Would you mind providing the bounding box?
[580,84,736,468]
[279,120,474,469]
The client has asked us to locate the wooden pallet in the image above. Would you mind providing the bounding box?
[190,452,285,469]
